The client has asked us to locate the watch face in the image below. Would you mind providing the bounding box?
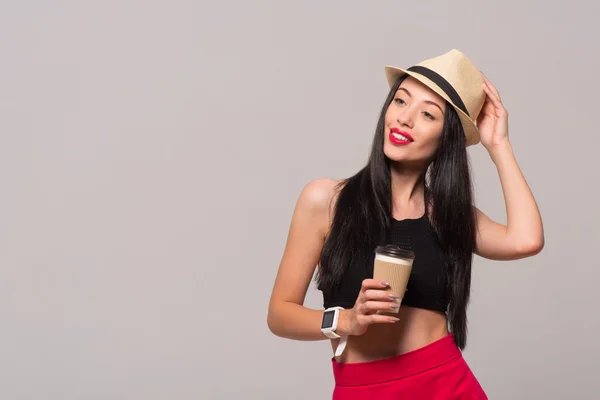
[321,310,335,329]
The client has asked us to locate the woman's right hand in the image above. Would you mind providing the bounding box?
[340,279,401,337]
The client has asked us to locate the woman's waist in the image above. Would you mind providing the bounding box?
[331,333,462,387]
[331,306,449,364]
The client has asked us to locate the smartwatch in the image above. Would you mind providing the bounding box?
[321,307,348,357]
[321,306,344,339]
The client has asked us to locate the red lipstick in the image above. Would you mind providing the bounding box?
[389,128,414,145]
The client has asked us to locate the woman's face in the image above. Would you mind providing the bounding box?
[383,76,447,166]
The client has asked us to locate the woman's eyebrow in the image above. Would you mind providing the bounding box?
[397,88,444,114]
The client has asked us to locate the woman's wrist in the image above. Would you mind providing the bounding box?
[336,309,354,336]
[487,138,514,165]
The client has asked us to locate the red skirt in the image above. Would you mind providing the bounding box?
[331,334,487,400]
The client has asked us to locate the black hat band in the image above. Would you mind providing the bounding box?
[407,65,469,117]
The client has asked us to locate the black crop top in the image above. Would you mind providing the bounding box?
[322,214,450,313]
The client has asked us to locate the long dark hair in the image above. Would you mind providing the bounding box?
[316,74,476,350]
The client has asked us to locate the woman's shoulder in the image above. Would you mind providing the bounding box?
[299,178,342,206]
[297,178,344,230]
[297,178,343,215]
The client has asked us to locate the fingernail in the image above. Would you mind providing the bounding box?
[389,293,400,299]
[390,303,399,310]
[392,318,400,322]
[382,281,390,287]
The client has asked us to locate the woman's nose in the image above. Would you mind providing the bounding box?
[397,109,414,128]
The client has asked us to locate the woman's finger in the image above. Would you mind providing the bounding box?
[361,279,389,292]
[482,84,505,113]
[480,93,495,113]
[365,314,400,324]
[481,73,502,101]
[360,300,399,314]
[364,289,398,302]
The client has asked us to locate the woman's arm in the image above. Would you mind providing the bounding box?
[474,140,544,260]
[473,73,544,261]
[267,178,339,340]
[267,179,401,340]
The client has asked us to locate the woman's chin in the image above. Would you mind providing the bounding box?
[383,145,410,162]
[384,144,436,166]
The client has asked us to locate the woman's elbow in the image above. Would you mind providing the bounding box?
[516,236,545,257]
[266,306,282,337]
[266,312,276,335]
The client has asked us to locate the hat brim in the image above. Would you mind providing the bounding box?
[384,66,480,147]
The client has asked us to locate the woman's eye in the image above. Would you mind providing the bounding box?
[394,98,406,105]
[423,111,435,120]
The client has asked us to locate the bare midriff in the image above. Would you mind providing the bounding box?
[330,306,449,363]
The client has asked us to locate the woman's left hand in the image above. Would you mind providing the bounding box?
[476,72,509,150]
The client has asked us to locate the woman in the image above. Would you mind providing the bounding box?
[267,49,544,399]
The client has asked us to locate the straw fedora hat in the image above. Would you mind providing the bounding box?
[384,49,485,147]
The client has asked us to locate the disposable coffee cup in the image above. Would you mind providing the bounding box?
[373,244,415,314]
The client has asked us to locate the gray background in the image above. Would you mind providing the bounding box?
[1,0,598,399]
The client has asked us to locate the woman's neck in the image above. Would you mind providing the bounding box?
[389,162,426,215]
